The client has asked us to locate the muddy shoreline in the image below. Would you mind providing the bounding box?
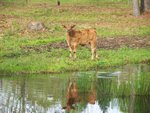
[22,36,150,53]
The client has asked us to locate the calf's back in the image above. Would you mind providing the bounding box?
[67,28,96,45]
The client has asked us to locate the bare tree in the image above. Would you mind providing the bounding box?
[140,0,150,14]
[25,0,29,4]
[144,0,150,11]
[57,0,60,6]
[140,0,145,13]
[132,0,140,16]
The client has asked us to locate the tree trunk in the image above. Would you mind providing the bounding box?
[26,0,28,4]
[132,0,140,16]
[57,0,60,6]
[144,0,150,11]
[140,0,145,13]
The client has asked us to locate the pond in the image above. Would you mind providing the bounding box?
[0,64,150,113]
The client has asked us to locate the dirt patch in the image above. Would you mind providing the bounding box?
[21,36,150,53]
[97,36,150,49]
[0,14,15,32]
[0,14,5,21]
[0,14,14,20]
[21,41,68,53]
[140,12,150,19]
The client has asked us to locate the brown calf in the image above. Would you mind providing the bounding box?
[62,25,98,60]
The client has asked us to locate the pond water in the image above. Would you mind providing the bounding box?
[0,64,150,113]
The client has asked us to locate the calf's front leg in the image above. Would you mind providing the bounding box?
[69,46,73,58]
[73,44,78,60]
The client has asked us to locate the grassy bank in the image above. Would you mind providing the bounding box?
[0,0,150,74]
[1,44,150,74]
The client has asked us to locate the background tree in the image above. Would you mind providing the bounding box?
[132,0,150,16]
[26,0,28,4]
[140,0,144,13]
[144,0,150,11]
[57,0,60,6]
[132,0,140,16]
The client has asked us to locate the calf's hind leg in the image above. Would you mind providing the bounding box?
[91,41,98,60]
[91,48,96,60]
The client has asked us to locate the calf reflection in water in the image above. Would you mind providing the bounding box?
[63,80,102,113]
[88,90,96,104]
[63,80,79,111]
[82,89,102,113]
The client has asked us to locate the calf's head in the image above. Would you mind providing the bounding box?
[62,25,76,31]
[62,25,76,37]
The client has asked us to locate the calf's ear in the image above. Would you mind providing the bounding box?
[62,25,67,29]
[71,25,76,29]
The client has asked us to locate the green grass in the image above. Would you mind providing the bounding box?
[97,26,150,37]
[0,0,150,74]
[0,1,149,37]
[1,46,150,74]
[1,0,131,4]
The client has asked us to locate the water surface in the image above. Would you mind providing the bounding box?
[0,64,150,113]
